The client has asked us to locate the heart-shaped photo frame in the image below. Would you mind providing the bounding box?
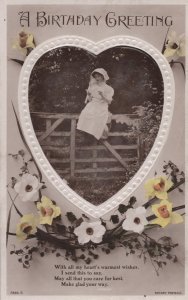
[18,35,174,218]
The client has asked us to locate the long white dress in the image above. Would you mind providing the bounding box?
[77,83,114,140]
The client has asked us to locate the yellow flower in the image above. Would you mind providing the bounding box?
[164,31,185,58]
[37,196,61,225]
[12,31,35,55]
[16,214,37,240]
[144,176,173,200]
[151,200,183,228]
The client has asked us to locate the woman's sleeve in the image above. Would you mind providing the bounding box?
[103,86,114,102]
[87,86,91,94]
[85,86,91,103]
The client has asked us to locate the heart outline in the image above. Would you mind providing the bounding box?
[18,35,175,218]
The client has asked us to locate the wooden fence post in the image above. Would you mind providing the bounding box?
[32,112,144,178]
[70,119,76,177]
[46,119,52,160]
[93,140,98,178]
[137,134,141,164]
[102,140,128,169]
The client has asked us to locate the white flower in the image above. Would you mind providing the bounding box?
[74,220,106,244]
[122,207,148,234]
[14,173,42,202]
[164,31,185,58]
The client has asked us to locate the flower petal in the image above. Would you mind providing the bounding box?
[91,235,103,243]
[135,206,146,215]
[171,213,184,224]
[155,191,168,200]
[167,31,177,43]
[78,234,90,244]
[26,34,35,48]
[52,206,61,219]
[74,222,87,236]
[26,174,39,189]
[144,179,156,196]
[23,190,38,202]
[125,208,135,218]
[16,214,37,240]
[152,199,172,218]
[40,196,53,206]
[14,181,22,193]
[14,174,41,202]
[177,44,185,56]
[122,219,132,231]
[39,216,53,225]
[164,48,177,58]
[151,217,170,228]
[93,224,106,237]
[37,196,61,225]
[131,223,145,233]
[164,178,173,192]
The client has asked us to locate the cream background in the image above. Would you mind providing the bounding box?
[0,0,187,299]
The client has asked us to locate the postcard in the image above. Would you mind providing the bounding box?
[0,0,187,299]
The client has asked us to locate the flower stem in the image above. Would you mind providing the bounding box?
[7,190,22,217]
[147,204,185,221]
[143,178,185,209]
[6,192,21,246]
[170,60,185,77]
[161,25,171,54]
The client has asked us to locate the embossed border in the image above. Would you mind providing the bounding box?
[18,35,175,218]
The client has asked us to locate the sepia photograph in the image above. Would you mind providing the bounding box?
[4,2,186,297]
[29,45,164,205]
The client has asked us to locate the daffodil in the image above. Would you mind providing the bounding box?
[122,207,148,234]
[12,31,35,55]
[144,176,173,200]
[151,199,183,228]
[16,214,37,240]
[74,220,106,244]
[14,173,42,202]
[164,31,185,58]
[37,196,61,225]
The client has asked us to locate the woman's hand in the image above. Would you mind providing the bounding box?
[98,91,111,104]
[85,93,92,104]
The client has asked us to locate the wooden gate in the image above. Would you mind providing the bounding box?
[31,112,145,180]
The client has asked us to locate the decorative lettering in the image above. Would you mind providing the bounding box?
[18,11,30,27]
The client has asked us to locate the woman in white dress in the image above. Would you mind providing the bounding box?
[77,68,114,140]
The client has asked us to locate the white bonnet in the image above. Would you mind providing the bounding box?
[91,68,109,81]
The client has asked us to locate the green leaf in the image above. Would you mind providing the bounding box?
[75,217,83,227]
[129,196,137,207]
[108,242,115,250]
[173,256,178,263]
[12,103,43,183]
[11,177,17,188]
[158,236,172,245]
[118,204,128,214]
[10,58,24,65]
[66,212,77,223]
[110,215,119,224]
[82,214,90,220]
[56,224,66,234]
[18,149,25,157]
